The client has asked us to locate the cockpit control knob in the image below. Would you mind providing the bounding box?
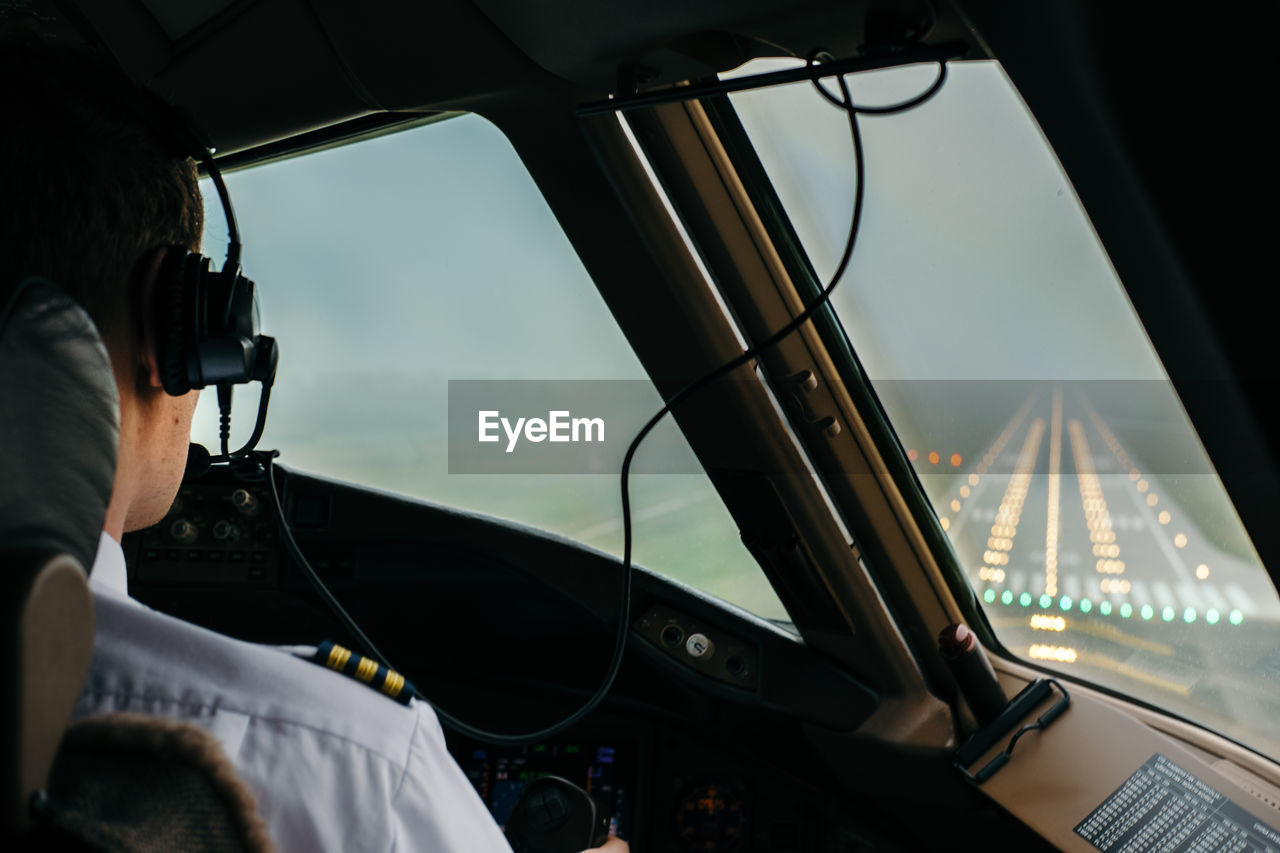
[212,520,241,543]
[685,633,714,660]
[168,519,198,544]
[504,775,611,853]
[230,488,260,516]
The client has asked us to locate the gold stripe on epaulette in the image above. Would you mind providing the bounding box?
[327,644,352,671]
[382,670,405,698]
[354,655,378,683]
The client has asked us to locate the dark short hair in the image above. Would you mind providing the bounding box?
[0,40,203,354]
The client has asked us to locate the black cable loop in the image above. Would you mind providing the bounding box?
[807,49,948,115]
[601,51,947,746]
[271,51,950,745]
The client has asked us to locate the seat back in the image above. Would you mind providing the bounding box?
[1,278,118,835]
[40,713,276,853]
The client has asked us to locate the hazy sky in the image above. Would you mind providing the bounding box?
[194,114,650,452]
[730,60,1169,381]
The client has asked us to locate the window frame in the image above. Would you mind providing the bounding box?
[623,93,970,699]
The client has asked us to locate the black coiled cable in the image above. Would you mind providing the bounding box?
[269,52,950,745]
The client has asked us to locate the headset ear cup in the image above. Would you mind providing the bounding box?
[156,248,193,396]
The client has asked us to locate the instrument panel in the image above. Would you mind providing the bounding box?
[445,721,897,851]
[451,738,635,841]
[129,480,282,586]
[127,469,900,851]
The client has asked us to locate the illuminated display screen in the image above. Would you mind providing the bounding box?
[454,740,634,840]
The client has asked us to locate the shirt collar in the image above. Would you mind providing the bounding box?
[89,530,134,602]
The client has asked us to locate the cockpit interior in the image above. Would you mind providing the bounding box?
[3,1,1278,851]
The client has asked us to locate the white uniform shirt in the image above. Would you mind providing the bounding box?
[75,531,513,853]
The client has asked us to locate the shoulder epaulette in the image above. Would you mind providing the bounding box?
[307,641,417,706]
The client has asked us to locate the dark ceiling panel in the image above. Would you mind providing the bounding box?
[57,0,172,80]
[471,0,937,92]
[32,0,981,154]
[139,0,238,40]
[143,0,374,155]
[304,0,555,113]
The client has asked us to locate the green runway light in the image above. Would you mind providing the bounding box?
[984,588,996,603]
[1140,604,1154,621]
[1206,608,1220,625]
[1079,598,1093,614]
[1099,601,1112,616]
[1001,590,1014,605]
[1020,592,1032,607]
[1060,596,1073,611]
[1040,594,1052,609]
[1120,602,1133,618]
[1161,606,1175,622]
[1229,609,1244,625]
[1183,607,1196,623]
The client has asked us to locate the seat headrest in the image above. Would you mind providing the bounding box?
[0,279,119,571]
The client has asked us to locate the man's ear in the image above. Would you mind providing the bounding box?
[132,247,171,391]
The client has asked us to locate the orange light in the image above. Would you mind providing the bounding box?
[907,449,918,461]
[950,453,963,467]
[928,451,940,465]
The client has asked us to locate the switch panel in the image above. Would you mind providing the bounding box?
[129,480,279,586]
[635,604,759,690]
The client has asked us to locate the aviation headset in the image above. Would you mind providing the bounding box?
[145,112,278,403]
[45,59,277,409]
[134,92,280,466]
[154,177,276,399]
[48,61,280,462]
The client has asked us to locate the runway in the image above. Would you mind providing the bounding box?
[913,384,1280,754]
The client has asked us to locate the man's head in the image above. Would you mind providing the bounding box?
[1,40,206,536]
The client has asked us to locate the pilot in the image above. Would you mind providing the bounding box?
[1,40,625,853]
